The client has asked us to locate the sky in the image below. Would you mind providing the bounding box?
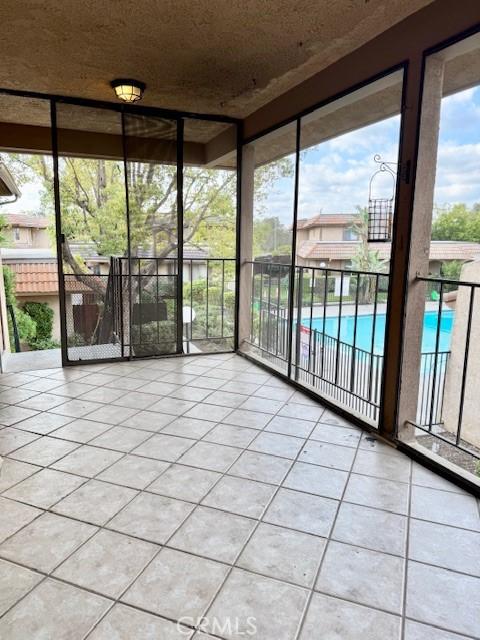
[255,85,480,225]
[3,85,480,224]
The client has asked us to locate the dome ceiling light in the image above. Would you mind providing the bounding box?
[111,79,146,103]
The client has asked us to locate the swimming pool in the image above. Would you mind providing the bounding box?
[301,309,454,354]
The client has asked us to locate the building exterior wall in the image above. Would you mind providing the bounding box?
[8,226,32,247]
[443,260,480,448]
[322,226,343,241]
[296,228,309,244]
[428,260,442,276]
[31,228,50,249]
[7,226,50,249]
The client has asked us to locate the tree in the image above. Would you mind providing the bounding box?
[0,212,8,246]
[431,203,480,242]
[3,266,37,351]
[349,207,389,303]
[440,260,463,281]
[6,153,292,278]
[253,216,291,258]
[349,207,389,272]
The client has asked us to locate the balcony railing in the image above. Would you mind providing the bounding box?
[245,263,470,440]
[246,261,390,424]
[413,275,480,469]
[63,257,236,359]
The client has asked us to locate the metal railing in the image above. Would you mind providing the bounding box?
[182,258,236,351]
[246,262,472,436]
[414,275,480,461]
[417,350,450,427]
[63,256,235,360]
[246,261,390,424]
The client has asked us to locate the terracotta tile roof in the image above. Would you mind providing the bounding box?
[7,261,95,295]
[5,213,49,229]
[428,242,480,260]
[297,214,358,230]
[297,240,480,261]
[8,262,58,294]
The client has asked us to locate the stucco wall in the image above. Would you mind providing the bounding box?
[443,260,480,448]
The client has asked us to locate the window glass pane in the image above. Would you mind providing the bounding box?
[124,114,178,356]
[183,119,237,352]
[56,104,127,361]
[0,95,56,355]
[240,121,297,373]
[295,71,404,424]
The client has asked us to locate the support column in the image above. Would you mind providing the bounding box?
[237,144,255,349]
[380,55,445,439]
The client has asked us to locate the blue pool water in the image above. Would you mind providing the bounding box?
[301,310,454,354]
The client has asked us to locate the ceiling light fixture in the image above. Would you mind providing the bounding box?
[111,79,146,103]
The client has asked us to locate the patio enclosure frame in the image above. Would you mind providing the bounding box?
[1,10,480,494]
[0,87,241,365]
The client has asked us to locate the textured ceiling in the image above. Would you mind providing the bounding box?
[0,0,433,118]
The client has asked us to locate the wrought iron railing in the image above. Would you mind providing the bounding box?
[63,256,235,360]
[417,350,450,427]
[245,261,390,424]
[245,262,468,434]
[414,275,480,463]
[294,328,384,422]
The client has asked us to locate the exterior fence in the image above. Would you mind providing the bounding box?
[246,261,457,433]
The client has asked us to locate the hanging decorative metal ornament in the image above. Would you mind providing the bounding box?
[367,154,397,242]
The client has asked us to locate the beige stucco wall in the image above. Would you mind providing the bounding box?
[7,227,50,249]
[31,229,50,249]
[443,260,480,448]
[7,226,32,247]
[321,226,344,241]
[296,229,309,244]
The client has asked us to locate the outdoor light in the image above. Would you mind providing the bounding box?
[111,79,146,103]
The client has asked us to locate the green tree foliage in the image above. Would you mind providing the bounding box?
[2,265,16,306]
[440,260,464,281]
[22,302,53,341]
[253,216,291,258]
[2,267,37,350]
[431,203,480,242]
[22,301,59,350]
[8,153,292,278]
[252,157,294,257]
[349,208,389,304]
[0,212,9,247]
[349,208,389,273]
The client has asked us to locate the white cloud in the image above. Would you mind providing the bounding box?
[433,142,480,206]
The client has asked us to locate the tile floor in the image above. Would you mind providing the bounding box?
[0,352,479,640]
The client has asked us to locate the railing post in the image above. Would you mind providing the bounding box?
[294,266,303,381]
[286,118,301,379]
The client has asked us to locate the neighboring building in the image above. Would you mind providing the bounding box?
[296,213,480,272]
[0,213,214,345]
[4,213,50,249]
[1,216,63,343]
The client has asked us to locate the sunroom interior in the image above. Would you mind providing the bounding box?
[0,1,479,639]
